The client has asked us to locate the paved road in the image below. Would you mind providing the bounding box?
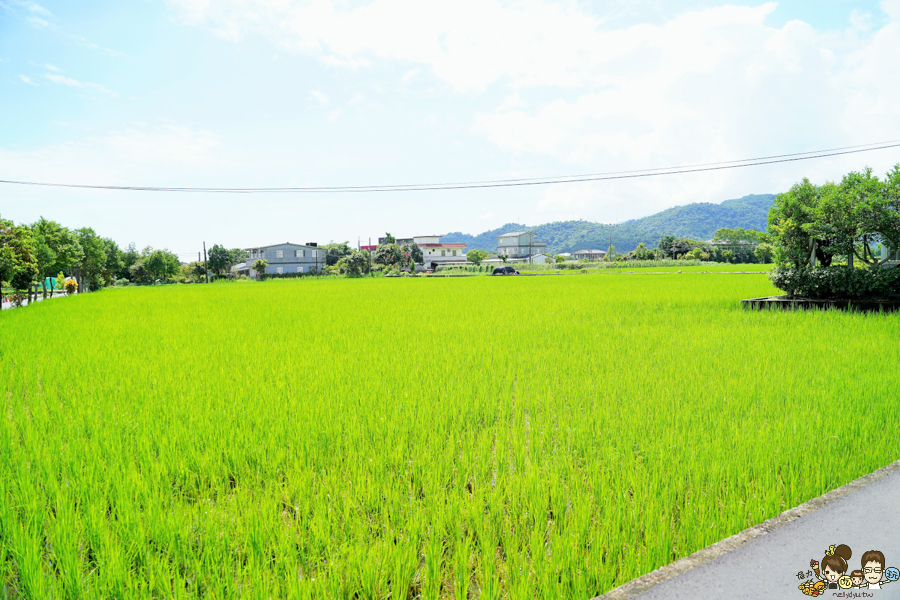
[620,469,900,600]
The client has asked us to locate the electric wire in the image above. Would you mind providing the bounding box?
[1,140,898,194]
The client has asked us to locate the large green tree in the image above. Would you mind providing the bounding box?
[373,243,403,267]
[119,243,141,280]
[101,238,124,285]
[402,241,424,265]
[323,242,353,266]
[72,228,107,292]
[339,250,370,275]
[30,217,83,286]
[207,244,231,275]
[768,178,835,268]
[0,216,38,295]
[813,166,900,268]
[207,244,246,276]
[143,248,180,281]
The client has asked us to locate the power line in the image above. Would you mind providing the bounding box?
[1,141,898,194]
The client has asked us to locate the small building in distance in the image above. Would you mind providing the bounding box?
[414,235,467,267]
[496,231,547,261]
[237,242,324,278]
[572,249,607,261]
[530,253,553,264]
[883,244,900,267]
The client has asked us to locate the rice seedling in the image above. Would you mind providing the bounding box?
[0,273,898,598]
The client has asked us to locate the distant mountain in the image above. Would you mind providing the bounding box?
[442,194,776,254]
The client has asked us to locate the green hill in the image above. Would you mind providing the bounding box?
[442,194,775,254]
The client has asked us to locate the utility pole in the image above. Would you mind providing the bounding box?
[203,242,209,283]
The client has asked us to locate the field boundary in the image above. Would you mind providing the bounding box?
[742,295,900,312]
[594,458,900,600]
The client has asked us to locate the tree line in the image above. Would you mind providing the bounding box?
[768,165,900,298]
[0,214,185,300]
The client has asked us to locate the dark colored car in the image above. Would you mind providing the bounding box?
[492,266,520,275]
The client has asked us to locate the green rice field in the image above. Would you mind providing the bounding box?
[1,274,899,599]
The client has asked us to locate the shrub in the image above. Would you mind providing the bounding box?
[769,266,900,298]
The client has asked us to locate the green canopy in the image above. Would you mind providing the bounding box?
[43,277,57,289]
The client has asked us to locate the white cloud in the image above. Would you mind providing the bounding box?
[74,38,128,58]
[18,74,36,85]
[99,124,222,166]
[472,4,900,188]
[849,10,873,32]
[26,15,50,27]
[165,0,631,91]
[45,73,115,95]
[43,62,60,71]
[159,0,900,227]
[0,123,226,186]
[319,55,370,69]
[309,89,328,106]
[22,1,50,17]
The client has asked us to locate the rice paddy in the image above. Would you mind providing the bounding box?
[1,274,899,599]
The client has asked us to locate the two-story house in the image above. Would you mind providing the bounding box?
[238,242,324,278]
[496,231,547,261]
[413,235,467,266]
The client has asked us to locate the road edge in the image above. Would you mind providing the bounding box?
[595,458,900,600]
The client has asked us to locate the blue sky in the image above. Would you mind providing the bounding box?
[2,0,899,258]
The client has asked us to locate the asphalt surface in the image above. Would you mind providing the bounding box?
[626,469,900,600]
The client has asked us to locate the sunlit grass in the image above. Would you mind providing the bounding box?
[1,274,897,598]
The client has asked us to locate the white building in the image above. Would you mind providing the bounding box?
[414,235,468,266]
[496,231,547,261]
[237,242,324,278]
[573,249,607,261]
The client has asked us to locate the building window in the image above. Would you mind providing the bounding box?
[441,250,446,257]
[295,250,305,258]
[276,267,283,274]
[297,266,304,273]
[452,250,457,256]
[275,250,284,258]
[312,250,317,258]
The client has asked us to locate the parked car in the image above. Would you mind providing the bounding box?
[492,266,520,275]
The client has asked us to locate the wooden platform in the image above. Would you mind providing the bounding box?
[741,295,900,312]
